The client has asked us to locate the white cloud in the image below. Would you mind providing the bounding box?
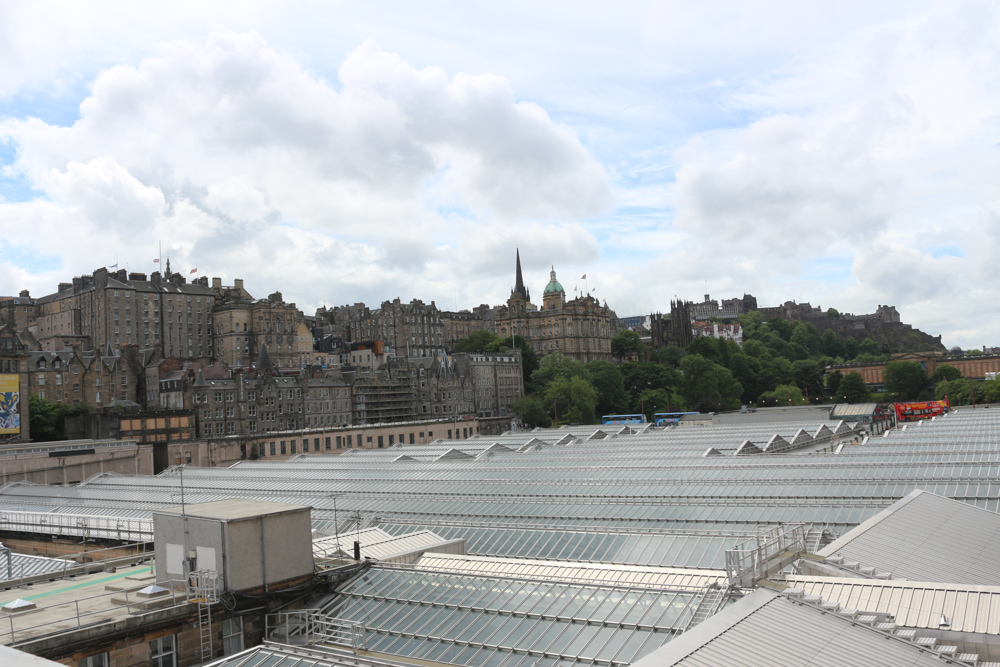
[660,0,1000,346]
[1,2,998,349]
[0,30,609,313]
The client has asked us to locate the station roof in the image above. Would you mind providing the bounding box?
[631,589,962,667]
[819,489,1000,585]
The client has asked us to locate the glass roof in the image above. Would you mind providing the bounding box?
[320,564,705,667]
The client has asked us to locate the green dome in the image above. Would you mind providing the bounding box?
[543,268,564,293]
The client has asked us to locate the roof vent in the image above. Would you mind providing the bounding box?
[1,598,37,613]
[136,584,170,598]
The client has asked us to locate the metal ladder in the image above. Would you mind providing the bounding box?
[687,585,727,629]
[188,570,221,662]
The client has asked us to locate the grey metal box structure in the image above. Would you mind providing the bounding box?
[152,499,313,593]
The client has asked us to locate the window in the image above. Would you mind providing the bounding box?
[290,440,297,454]
[80,653,109,667]
[222,618,244,655]
[280,441,286,454]
[314,437,320,451]
[336,436,342,449]
[377,435,384,448]
[270,442,276,456]
[150,634,177,667]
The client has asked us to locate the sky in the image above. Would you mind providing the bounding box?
[0,1,997,349]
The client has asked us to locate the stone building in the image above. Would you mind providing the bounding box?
[690,294,758,321]
[441,306,494,350]
[24,346,154,409]
[455,350,524,418]
[493,254,618,362]
[0,323,30,442]
[320,298,446,359]
[191,364,352,440]
[211,284,304,370]
[33,265,217,360]
[350,357,418,424]
[413,355,478,420]
[0,290,38,332]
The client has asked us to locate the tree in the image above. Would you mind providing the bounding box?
[837,372,870,403]
[935,378,972,405]
[858,338,880,356]
[611,330,646,361]
[650,345,685,367]
[826,370,843,397]
[980,378,1000,404]
[513,396,551,428]
[637,388,678,420]
[758,384,806,407]
[929,364,962,384]
[820,329,844,358]
[620,362,677,407]
[28,395,89,442]
[531,351,586,391]
[844,337,860,360]
[686,337,723,364]
[790,322,820,356]
[882,361,928,400]
[453,330,501,353]
[679,354,743,412]
[727,352,761,404]
[544,376,598,425]
[826,308,840,318]
[586,361,629,417]
[791,360,824,402]
[766,318,793,342]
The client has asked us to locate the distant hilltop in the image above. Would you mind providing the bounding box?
[655,294,945,354]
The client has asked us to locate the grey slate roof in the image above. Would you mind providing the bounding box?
[819,489,1000,585]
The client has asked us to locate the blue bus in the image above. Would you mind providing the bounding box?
[601,414,646,425]
[653,412,699,426]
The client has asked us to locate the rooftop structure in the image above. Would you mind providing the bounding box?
[2,408,1000,666]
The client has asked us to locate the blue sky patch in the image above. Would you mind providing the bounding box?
[802,256,854,283]
[931,245,963,259]
[0,241,63,274]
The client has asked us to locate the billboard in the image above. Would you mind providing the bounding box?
[0,374,20,435]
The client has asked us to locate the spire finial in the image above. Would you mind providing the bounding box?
[513,249,528,300]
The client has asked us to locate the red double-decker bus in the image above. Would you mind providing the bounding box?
[893,398,950,422]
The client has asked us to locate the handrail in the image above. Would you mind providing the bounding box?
[2,577,191,646]
[0,511,152,541]
[725,524,807,588]
[266,610,367,652]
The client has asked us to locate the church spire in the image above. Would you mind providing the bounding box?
[513,249,530,301]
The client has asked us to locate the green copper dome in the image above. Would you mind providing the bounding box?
[543,267,564,293]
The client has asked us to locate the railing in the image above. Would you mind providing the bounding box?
[725,524,807,588]
[1,577,190,646]
[0,511,153,542]
[187,569,222,604]
[266,610,367,651]
[0,543,154,589]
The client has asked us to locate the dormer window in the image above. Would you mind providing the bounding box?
[38,358,46,370]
